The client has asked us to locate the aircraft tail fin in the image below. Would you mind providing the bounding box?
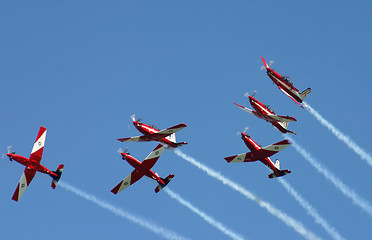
[274,160,280,169]
[165,133,188,148]
[277,121,296,135]
[51,164,64,189]
[167,133,176,143]
[299,88,311,101]
[155,174,174,193]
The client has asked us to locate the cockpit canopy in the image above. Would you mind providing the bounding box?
[282,76,293,85]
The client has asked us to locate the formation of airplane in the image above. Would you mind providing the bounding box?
[224,132,291,178]
[111,144,174,194]
[4,55,310,200]
[117,115,188,148]
[261,56,311,108]
[6,127,64,201]
[234,95,297,134]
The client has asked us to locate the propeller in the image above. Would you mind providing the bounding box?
[7,146,13,154]
[130,114,141,122]
[269,60,274,68]
[244,90,257,98]
[118,147,130,160]
[236,127,249,136]
[260,60,274,70]
[3,146,14,161]
[118,147,130,155]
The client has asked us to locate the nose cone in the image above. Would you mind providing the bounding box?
[6,153,11,157]
[248,96,256,103]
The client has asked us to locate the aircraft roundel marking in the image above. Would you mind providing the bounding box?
[38,141,42,146]
[21,184,25,188]
[275,146,279,150]
[124,182,128,185]
[237,157,242,161]
[155,151,159,155]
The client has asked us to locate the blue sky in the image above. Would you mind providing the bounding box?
[1,1,372,239]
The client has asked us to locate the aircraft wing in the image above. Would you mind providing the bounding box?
[29,126,47,163]
[225,139,291,163]
[260,139,291,158]
[140,144,166,170]
[117,136,148,142]
[12,167,37,201]
[151,123,187,138]
[268,114,297,122]
[111,169,145,194]
[224,153,257,163]
[233,102,254,114]
[278,86,304,108]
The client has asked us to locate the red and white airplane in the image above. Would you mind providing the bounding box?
[234,95,297,134]
[224,132,291,178]
[117,115,188,148]
[6,127,64,201]
[261,56,311,108]
[111,144,174,194]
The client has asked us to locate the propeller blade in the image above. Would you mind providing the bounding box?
[243,127,249,134]
[269,60,274,68]
[7,146,12,154]
[117,148,123,153]
[244,90,257,98]
[130,114,136,122]
[251,90,257,97]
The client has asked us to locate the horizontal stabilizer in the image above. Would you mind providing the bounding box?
[268,169,291,179]
[269,114,297,122]
[176,142,188,147]
[277,122,296,135]
[155,174,174,193]
[51,164,64,189]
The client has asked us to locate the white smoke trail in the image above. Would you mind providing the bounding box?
[287,136,372,218]
[305,102,372,167]
[59,181,190,240]
[172,149,321,240]
[277,178,345,240]
[165,188,245,240]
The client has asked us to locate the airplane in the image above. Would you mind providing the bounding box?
[224,132,291,178]
[261,56,311,108]
[117,115,188,148]
[111,144,174,194]
[233,94,297,134]
[6,126,64,201]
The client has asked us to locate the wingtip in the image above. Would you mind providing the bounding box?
[224,156,236,163]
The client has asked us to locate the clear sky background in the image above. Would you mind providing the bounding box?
[1,1,372,239]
